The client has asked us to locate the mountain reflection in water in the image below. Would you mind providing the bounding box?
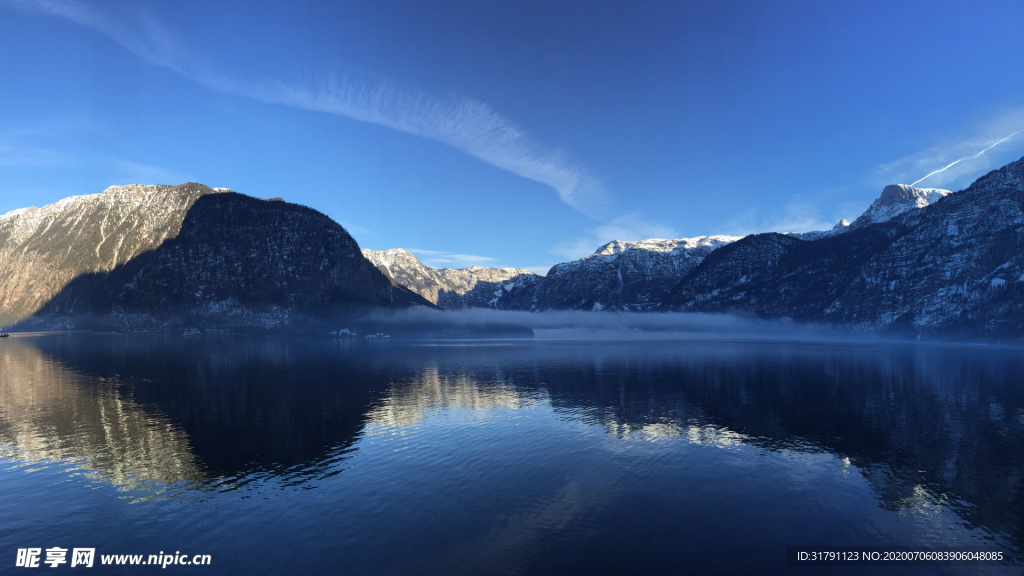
[0,334,1021,574]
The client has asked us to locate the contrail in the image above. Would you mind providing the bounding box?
[912,130,1023,186]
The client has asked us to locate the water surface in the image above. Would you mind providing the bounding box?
[1,334,1022,574]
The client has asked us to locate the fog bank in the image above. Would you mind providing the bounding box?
[365,307,880,342]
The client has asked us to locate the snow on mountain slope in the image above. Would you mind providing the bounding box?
[27,193,425,332]
[513,235,740,311]
[361,248,538,309]
[587,236,738,258]
[793,184,951,240]
[366,236,741,312]
[665,156,1024,337]
[0,183,232,326]
[851,184,951,228]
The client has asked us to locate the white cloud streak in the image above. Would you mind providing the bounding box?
[910,130,1023,186]
[0,144,68,168]
[104,157,186,185]
[3,0,607,216]
[519,265,554,276]
[721,200,840,237]
[877,108,1024,190]
[913,129,1024,184]
[248,77,608,215]
[407,248,499,268]
[337,221,374,238]
[550,213,679,261]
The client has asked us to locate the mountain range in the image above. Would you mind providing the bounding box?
[2,184,426,332]
[0,183,226,327]
[361,248,538,309]
[2,155,1023,338]
[664,161,1024,337]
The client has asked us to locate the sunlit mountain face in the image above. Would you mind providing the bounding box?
[2,335,1022,573]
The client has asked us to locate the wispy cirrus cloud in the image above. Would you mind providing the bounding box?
[722,199,847,237]
[0,144,68,168]
[0,131,183,185]
[337,221,374,239]
[407,248,499,268]
[876,108,1024,191]
[2,0,608,216]
[550,213,680,261]
[103,157,188,186]
[909,129,1022,187]
[519,265,554,276]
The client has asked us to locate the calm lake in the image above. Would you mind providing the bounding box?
[1,334,1022,574]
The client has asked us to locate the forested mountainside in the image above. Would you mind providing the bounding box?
[360,156,1024,338]
[6,155,1024,338]
[368,181,961,315]
[9,191,427,332]
[365,237,739,312]
[0,183,230,326]
[664,156,1024,337]
[517,236,739,311]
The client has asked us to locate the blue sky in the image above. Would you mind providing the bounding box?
[1,0,1023,273]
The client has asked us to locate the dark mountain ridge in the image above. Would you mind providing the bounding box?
[6,155,1024,339]
[0,182,228,326]
[663,224,908,319]
[20,191,430,332]
[664,156,1024,338]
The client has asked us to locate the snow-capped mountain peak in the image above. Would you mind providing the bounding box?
[0,183,234,326]
[360,248,537,307]
[590,236,740,259]
[517,234,742,311]
[851,184,951,228]
[795,184,952,241]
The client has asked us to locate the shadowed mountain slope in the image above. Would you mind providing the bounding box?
[0,183,230,326]
[26,193,429,331]
[664,156,1024,337]
[521,236,740,311]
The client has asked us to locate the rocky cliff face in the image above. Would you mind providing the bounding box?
[792,184,948,241]
[16,191,428,331]
[333,184,962,316]
[663,227,904,319]
[0,183,230,326]
[526,237,740,311]
[367,236,741,312]
[8,156,1022,338]
[849,184,951,229]
[361,248,538,309]
[664,157,1024,337]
